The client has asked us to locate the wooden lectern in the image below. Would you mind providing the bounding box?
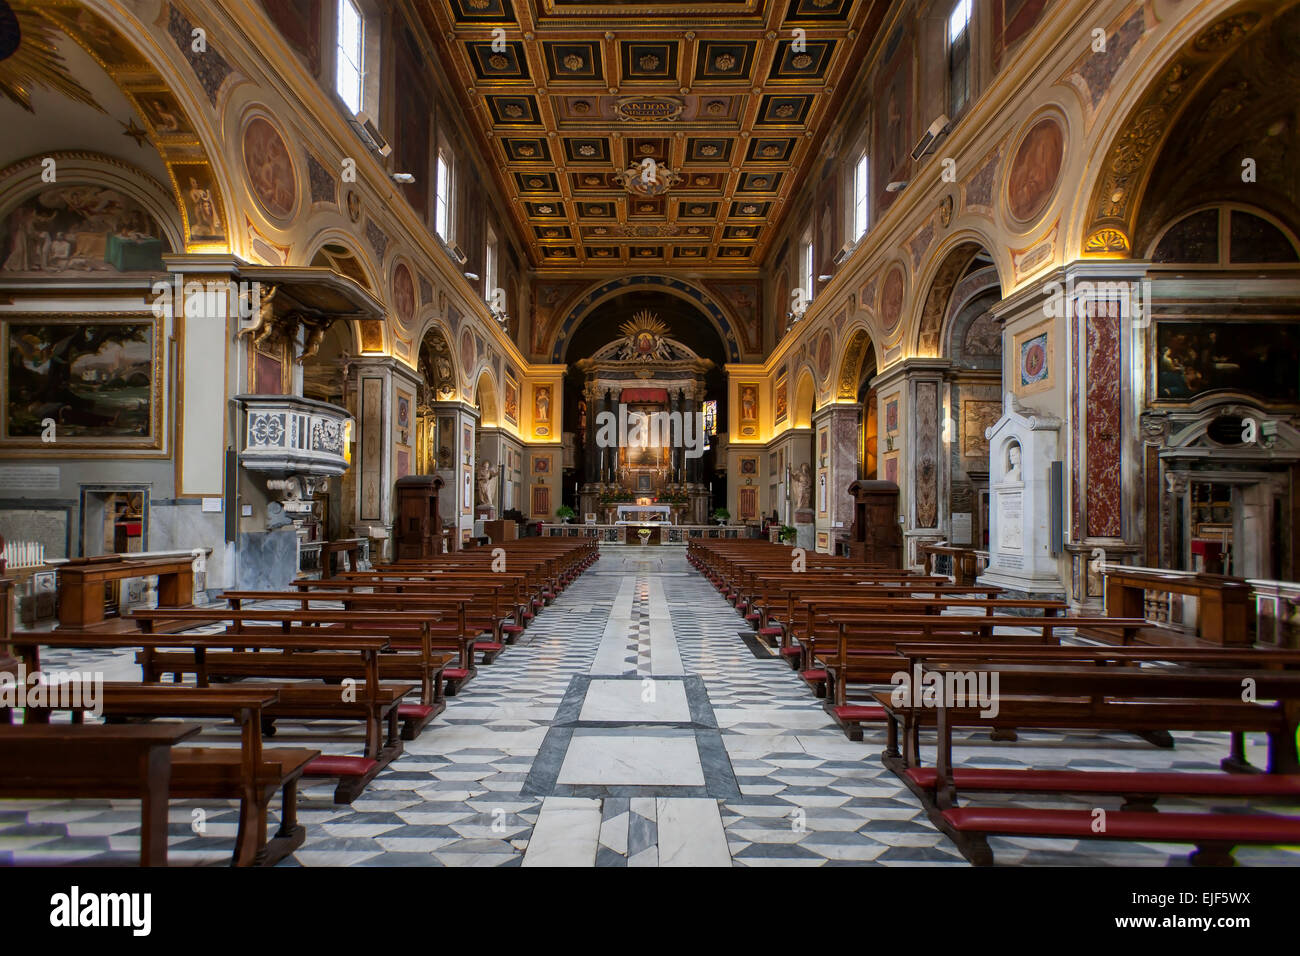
[394,475,445,560]
[846,479,902,567]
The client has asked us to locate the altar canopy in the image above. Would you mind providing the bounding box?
[575,312,715,523]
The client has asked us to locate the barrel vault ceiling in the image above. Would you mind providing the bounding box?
[411,0,890,272]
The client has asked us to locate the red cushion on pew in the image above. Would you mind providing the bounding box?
[908,768,1300,797]
[501,624,525,634]
[801,669,827,681]
[397,703,436,720]
[777,645,801,655]
[521,611,535,620]
[830,704,887,722]
[758,626,784,637]
[745,612,762,621]
[941,807,1300,844]
[475,641,504,653]
[303,755,380,778]
[443,668,471,680]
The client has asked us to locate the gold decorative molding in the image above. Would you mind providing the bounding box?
[1080,9,1265,257]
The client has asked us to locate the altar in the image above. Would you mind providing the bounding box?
[614,503,672,525]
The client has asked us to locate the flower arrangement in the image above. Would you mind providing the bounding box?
[555,505,576,522]
[711,508,731,524]
[637,527,652,544]
[778,524,797,543]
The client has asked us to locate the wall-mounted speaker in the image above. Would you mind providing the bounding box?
[224,447,238,544]
[1049,460,1063,556]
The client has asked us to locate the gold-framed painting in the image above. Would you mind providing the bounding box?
[1013,319,1054,396]
[3,312,164,454]
[504,372,519,426]
[774,375,788,424]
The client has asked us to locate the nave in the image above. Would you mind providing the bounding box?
[4,548,1295,868]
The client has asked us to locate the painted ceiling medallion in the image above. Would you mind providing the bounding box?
[615,160,683,197]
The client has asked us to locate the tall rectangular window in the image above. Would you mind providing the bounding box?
[435,150,451,240]
[336,0,364,115]
[853,152,869,239]
[801,236,815,306]
[948,0,972,118]
[484,227,498,301]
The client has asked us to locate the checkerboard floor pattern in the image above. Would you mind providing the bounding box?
[4,546,1298,866]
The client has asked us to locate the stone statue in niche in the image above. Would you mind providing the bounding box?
[792,462,813,510]
[475,459,499,507]
[1006,441,1022,482]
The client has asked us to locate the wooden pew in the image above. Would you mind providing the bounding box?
[129,606,466,700]
[0,723,202,865]
[891,643,1300,774]
[13,628,411,804]
[811,614,1148,738]
[33,685,316,866]
[878,661,1300,865]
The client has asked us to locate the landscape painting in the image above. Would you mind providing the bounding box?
[4,316,160,448]
[1155,322,1299,404]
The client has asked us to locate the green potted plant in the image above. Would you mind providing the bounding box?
[555,505,576,523]
[777,524,797,543]
[711,507,731,525]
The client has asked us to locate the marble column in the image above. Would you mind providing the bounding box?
[871,358,951,568]
[813,403,861,554]
[343,355,410,560]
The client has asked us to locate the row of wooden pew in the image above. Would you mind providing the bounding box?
[0,538,598,866]
[689,539,1300,866]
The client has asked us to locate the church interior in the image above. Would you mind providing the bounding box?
[1,0,1299,877]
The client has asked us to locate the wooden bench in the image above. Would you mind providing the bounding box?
[881,662,1300,864]
[130,606,467,699]
[14,628,414,804]
[33,685,317,865]
[0,723,201,865]
[811,615,1148,737]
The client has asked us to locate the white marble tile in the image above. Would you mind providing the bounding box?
[521,797,602,867]
[557,734,705,786]
[656,798,731,867]
[579,678,692,722]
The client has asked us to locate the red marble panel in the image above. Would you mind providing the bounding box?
[1085,302,1122,537]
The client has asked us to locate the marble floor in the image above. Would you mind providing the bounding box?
[4,547,1299,867]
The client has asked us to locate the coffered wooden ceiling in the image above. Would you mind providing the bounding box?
[411,0,889,271]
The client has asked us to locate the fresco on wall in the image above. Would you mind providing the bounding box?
[873,26,913,213]
[504,375,518,425]
[1007,117,1064,223]
[4,318,157,444]
[136,91,196,137]
[392,263,415,327]
[172,163,225,242]
[816,332,833,382]
[0,186,168,273]
[261,0,322,74]
[242,116,296,219]
[1155,322,1299,404]
[880,265,904,334]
